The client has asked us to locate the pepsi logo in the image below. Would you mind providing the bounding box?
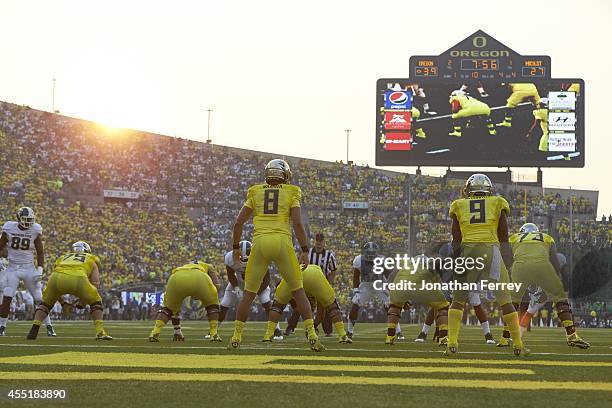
[389,92,408,105]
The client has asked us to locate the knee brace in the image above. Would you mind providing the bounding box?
[159,307,173,319]
[205,304,220,317]
[555,300,572,314]
[325,300,341,320]
[89,301,104,313]
[271,300,286,315]
[387,304,402,319]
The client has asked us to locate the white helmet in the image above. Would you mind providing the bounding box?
[519,223,539,234]
[238,240,252,263]
[17,207,35,229]
[72,241,91,253]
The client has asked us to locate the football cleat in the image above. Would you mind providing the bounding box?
[273,327,284,341]
[513,345,530,356]
[46,325,57,337]
[385,335,395,345]
[395,332,405,341]
[414,331,427,343]
[448,130,462,137]
[496,337,511,347]
[339,334,353,344]
[496,120,512,127]
[173,333,185,341]
[148,332,160,342]
[347,331,353,339]
[0,326,6,336]
[204,333,211,339]
[443,343,458,356]
[485,333,496,344]
[309,337,325,352]
[209,333,222,342]
[567,333,590,349]
[438,336,448,346]
[96,331,112,340]
[227,336,241,350]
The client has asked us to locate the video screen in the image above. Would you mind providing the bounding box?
[376,79,584,167]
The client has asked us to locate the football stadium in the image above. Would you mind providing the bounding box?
[1,1,611,407]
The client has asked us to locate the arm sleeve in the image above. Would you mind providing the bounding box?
[290,186,301,208]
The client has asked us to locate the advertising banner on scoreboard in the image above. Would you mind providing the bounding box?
[375,31,585,168]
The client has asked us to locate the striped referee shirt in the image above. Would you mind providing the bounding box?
[308,248,337,279]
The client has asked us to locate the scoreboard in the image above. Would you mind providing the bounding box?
[376,31,584,168]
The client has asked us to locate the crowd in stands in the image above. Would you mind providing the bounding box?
[1,101,610,323]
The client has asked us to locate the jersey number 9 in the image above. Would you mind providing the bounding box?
[469,199,486,224]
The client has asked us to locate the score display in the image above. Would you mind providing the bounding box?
[376,31,584,168]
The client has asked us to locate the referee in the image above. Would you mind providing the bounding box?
[283,233,338,337]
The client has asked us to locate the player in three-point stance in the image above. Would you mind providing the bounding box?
[444,174,528,356]
[498,223,589,349]
[149,260,222,342]
[448,90,497,137]
[26,241,111,340]
[263,264,351,344]
[228,159,324,351]
[496,83,541,128]
[0,207,56,336]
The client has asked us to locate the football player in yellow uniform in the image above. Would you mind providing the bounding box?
[263,264,351,343]
[448,90,496,137]
[25,241,111,340]
[526,98,549,151]
[496,83,541,128]
[229,159,323,351]
[149,261,221,342]
[507,223,589,348]
[445,174,528,356]
[386,249,449,346]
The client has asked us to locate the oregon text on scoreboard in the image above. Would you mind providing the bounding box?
[376,31,585,168]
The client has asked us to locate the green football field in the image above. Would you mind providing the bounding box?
[0,321,610,407]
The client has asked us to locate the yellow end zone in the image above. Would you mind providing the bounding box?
[0,352,534,375]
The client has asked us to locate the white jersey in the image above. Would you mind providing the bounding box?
[224,251,247,282]
[2,222,42,265]
[353,254,388,282]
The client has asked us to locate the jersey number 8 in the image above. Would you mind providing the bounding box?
[263,189,279,214]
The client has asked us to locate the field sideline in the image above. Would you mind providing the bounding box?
[0,321,610,407]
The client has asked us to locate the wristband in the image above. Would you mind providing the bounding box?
[233,244,240,250]
[300,246,308,252]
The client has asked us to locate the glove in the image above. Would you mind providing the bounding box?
[234,287,244,299]
[351,288,360,296]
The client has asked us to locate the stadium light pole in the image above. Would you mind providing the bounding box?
[345,129,351,164]
[52,78,56,113]
[206,108,213,144]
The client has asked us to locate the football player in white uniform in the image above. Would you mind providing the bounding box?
[205,240,282,339]
[347,242,402,339]
[0,207,56,336]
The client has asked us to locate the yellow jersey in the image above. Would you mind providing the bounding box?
[172,262,210,275]
[509,231,554,264]
[54,252,100,277]
[449,195,510,243]
[244,183,301,237]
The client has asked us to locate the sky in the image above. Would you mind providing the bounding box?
[1,0,611,216]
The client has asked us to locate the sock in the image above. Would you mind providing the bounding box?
[448,309,463,345]
[502,312,523,347]
[304,318,317,339]
[387,322,397,337]
[348,319,356,333]
[264,321,276,338]
[94,320,104,334]
[334,321,347,337]
[562,320,576,335]
[151,319,165,335]
[33,319,42,327]
[275,322,281,330]
[438,324,448,338]
[173,322,182,334]
[42,315,51,326]
[209,320,219,336]
[0,317,7,326]
[481,321,490,335]
[421,323,431,335]
[396,323,401,333]
[233,320,245,340]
